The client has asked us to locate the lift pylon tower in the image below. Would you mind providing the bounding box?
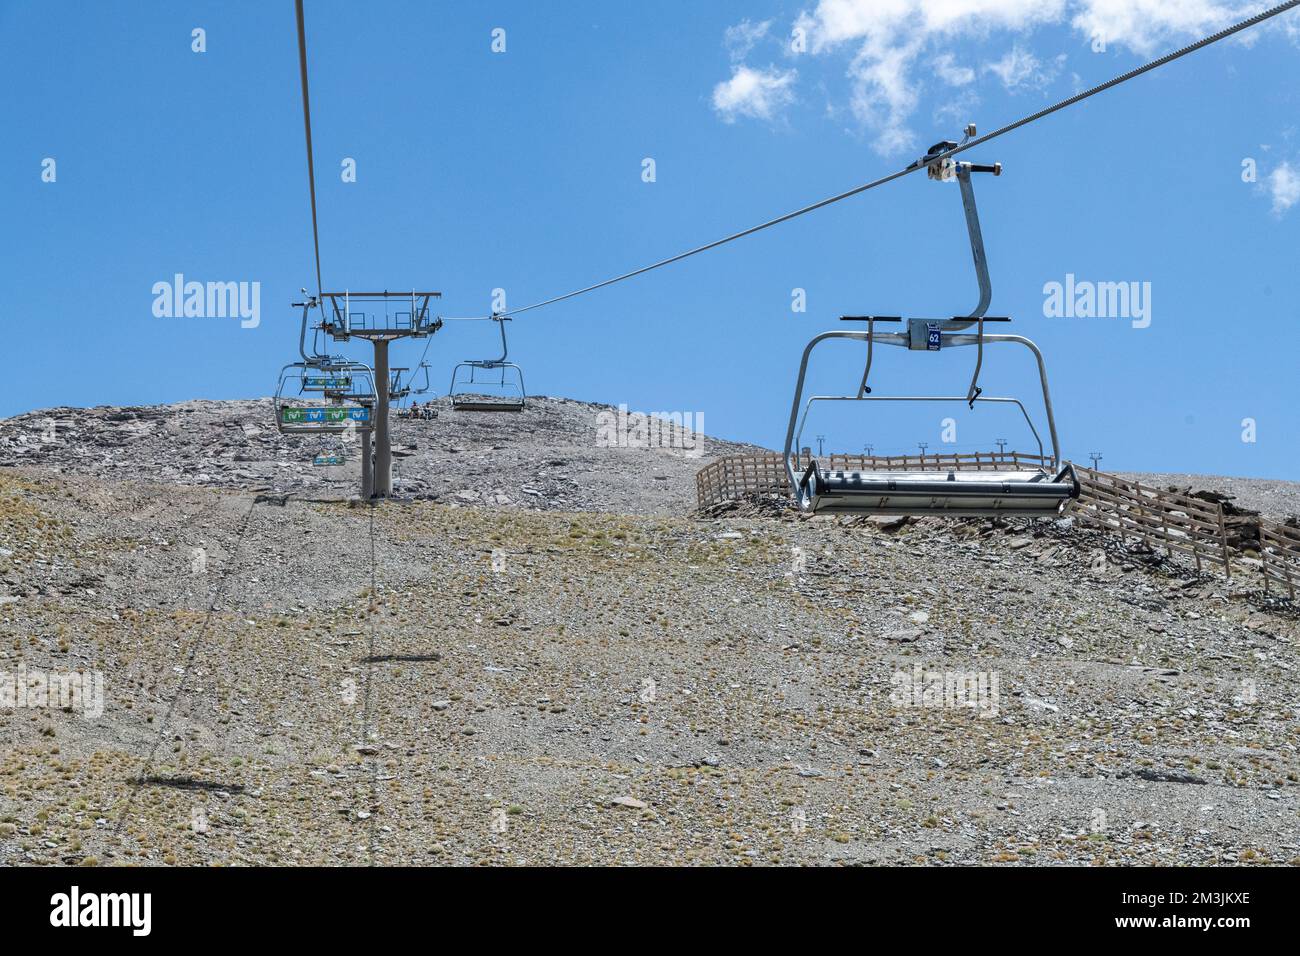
[315,290,442,498]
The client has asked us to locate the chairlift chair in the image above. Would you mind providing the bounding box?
[448,315,526,412]
[407,362,437,418]
[407,361,433,396]
[274,361,377,434]
[389,367,410,401]
[390,360,439,418]
[313,450,346,467]
[783,130,1079,517]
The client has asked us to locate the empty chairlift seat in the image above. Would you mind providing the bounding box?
[797,459,1079,516]
[448,314,527,412]
[449,378,525,412]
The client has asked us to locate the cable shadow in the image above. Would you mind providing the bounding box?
[130,776,246,793]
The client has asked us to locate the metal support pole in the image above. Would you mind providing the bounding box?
[955,167,992,322]
[372,339,392,497]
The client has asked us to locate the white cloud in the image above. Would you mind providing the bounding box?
[1071,0,1250,57]
[934,88,981,125]
[933,52,975,85]
[1268,161,1300,216]
[725,19,772,62]
[985,46,1039,88]
[790,0,1066,152]
[748,0,1290,155]
[795,0,1067,52]
[712,65,798,124]
[985,46,1065,91]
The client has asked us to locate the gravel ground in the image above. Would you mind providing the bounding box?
[0,401,1297,866]
[1,472,1297,866]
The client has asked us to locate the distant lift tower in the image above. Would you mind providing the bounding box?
[318,290,441,498]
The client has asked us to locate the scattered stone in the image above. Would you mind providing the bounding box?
[868,515,910,532]
[1126,768,1208,786]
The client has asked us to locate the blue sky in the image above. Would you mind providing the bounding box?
[2,0,1298,477]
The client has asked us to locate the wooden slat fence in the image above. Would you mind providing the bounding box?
[695,454,789,508]
[696,453,1263,583]
[826,451,1052,472]
[1071,466,1231,577]
[697,451,1053,510]
[1259,520,1300,599]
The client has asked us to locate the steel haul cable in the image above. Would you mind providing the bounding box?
[449,0,1298,321]
[296,0,325,302]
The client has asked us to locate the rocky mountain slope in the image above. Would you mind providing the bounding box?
[0,399,1296,866]
[0,397,765,515]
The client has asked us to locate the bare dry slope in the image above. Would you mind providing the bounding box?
[0,400,1297,866]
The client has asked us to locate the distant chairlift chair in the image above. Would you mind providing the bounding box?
[389,367,410,402]
[274,294,378,435]
[393,362,435,418]
[782,130,1079,517]
[448,315,526,412]
[274,360,377,435]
